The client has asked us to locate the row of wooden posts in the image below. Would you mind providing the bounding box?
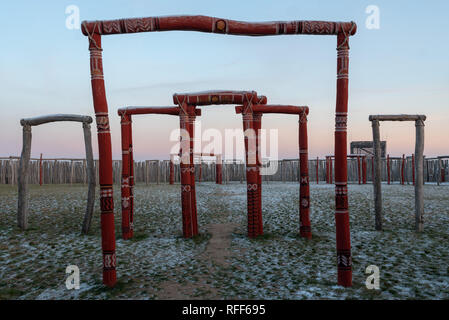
[1,155,448,185]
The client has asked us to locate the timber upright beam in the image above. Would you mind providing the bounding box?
[174,91,267,239]
[235,104,311,239]
[120,113,132,239]
[415,120,424,232]
[371,119,383,231]
[82,14,357,287]
[369,114,426,232]
[17,115,95,235]
[118,106,202,240]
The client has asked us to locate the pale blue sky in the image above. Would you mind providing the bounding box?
[0,1,448,160]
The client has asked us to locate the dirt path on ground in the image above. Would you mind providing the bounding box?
[157,221,239,299]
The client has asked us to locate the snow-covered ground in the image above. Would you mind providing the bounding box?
[0,182,448,299]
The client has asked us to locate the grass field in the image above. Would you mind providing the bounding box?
[0,182,448,299]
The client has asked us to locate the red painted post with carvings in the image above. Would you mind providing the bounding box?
[188,109,198,236]
[334,30,354,287]
[128,119,134,239]
[299,111,311,239]
[86,32,116,287]
[179,109,194,238]
[253,113,263,236]
[243,110,259,238]
[120,113,132,240]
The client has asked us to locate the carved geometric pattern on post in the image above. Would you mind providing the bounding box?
[181,185,191,192]
[90,50,104,80]
[335,113,348,132]
[301,197,310,209]
[247,184,258,191]
[335,185,348,210]
[337,49,349,80]
[96,114,110,133]
[100,186,114,212]
[300,21,336,35]
[337,250,352,270]
[103,252,117,270]
[300,175,309,185]
[122,197,130,209]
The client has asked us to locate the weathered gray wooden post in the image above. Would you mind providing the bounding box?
[369,114,426,232]
[371,119,383,230]
[81,122,95,234]
[17,114,95,234]
[17,124,32,230]
[415,119,425,232]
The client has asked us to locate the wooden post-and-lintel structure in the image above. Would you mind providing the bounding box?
[235,104,311,239]
[81,15,357,287]
[17,114,96,235]
[369,114,426,232]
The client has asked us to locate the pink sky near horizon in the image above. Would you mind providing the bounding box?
[2,107,447,161]
[1,1,448,161]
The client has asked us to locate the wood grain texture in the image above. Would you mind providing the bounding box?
[118,106,201,116]
[371,120,383,231]
[369,115,426,122]
[81,123,95,235]
[17,125,32,230]
[20,114,92,126]
[236,105,308,115]
[415,120,425,232]
[81,15,356,37]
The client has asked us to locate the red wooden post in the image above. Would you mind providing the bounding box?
[189,110,198,236]
[120,114,132,240]
[357,156,361,185]
[412,154,415,185]
[253,113,263,236]
[441,161,445,182]
[128,119,134,239]
[242,109,259,238]
[169,155,174,185]
[362,156,367,184]
[371,157,374,183]
[87,32,116,287]
[401,154,405,185]
[316,156,319,184]
[216,155,223,184]
[299,111,311,239]
[387,154,390,184]
[335,31,352,287]
[179,111,193,238]
[39,153,43,186]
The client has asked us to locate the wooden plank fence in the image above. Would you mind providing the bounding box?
[1,156,447,185]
